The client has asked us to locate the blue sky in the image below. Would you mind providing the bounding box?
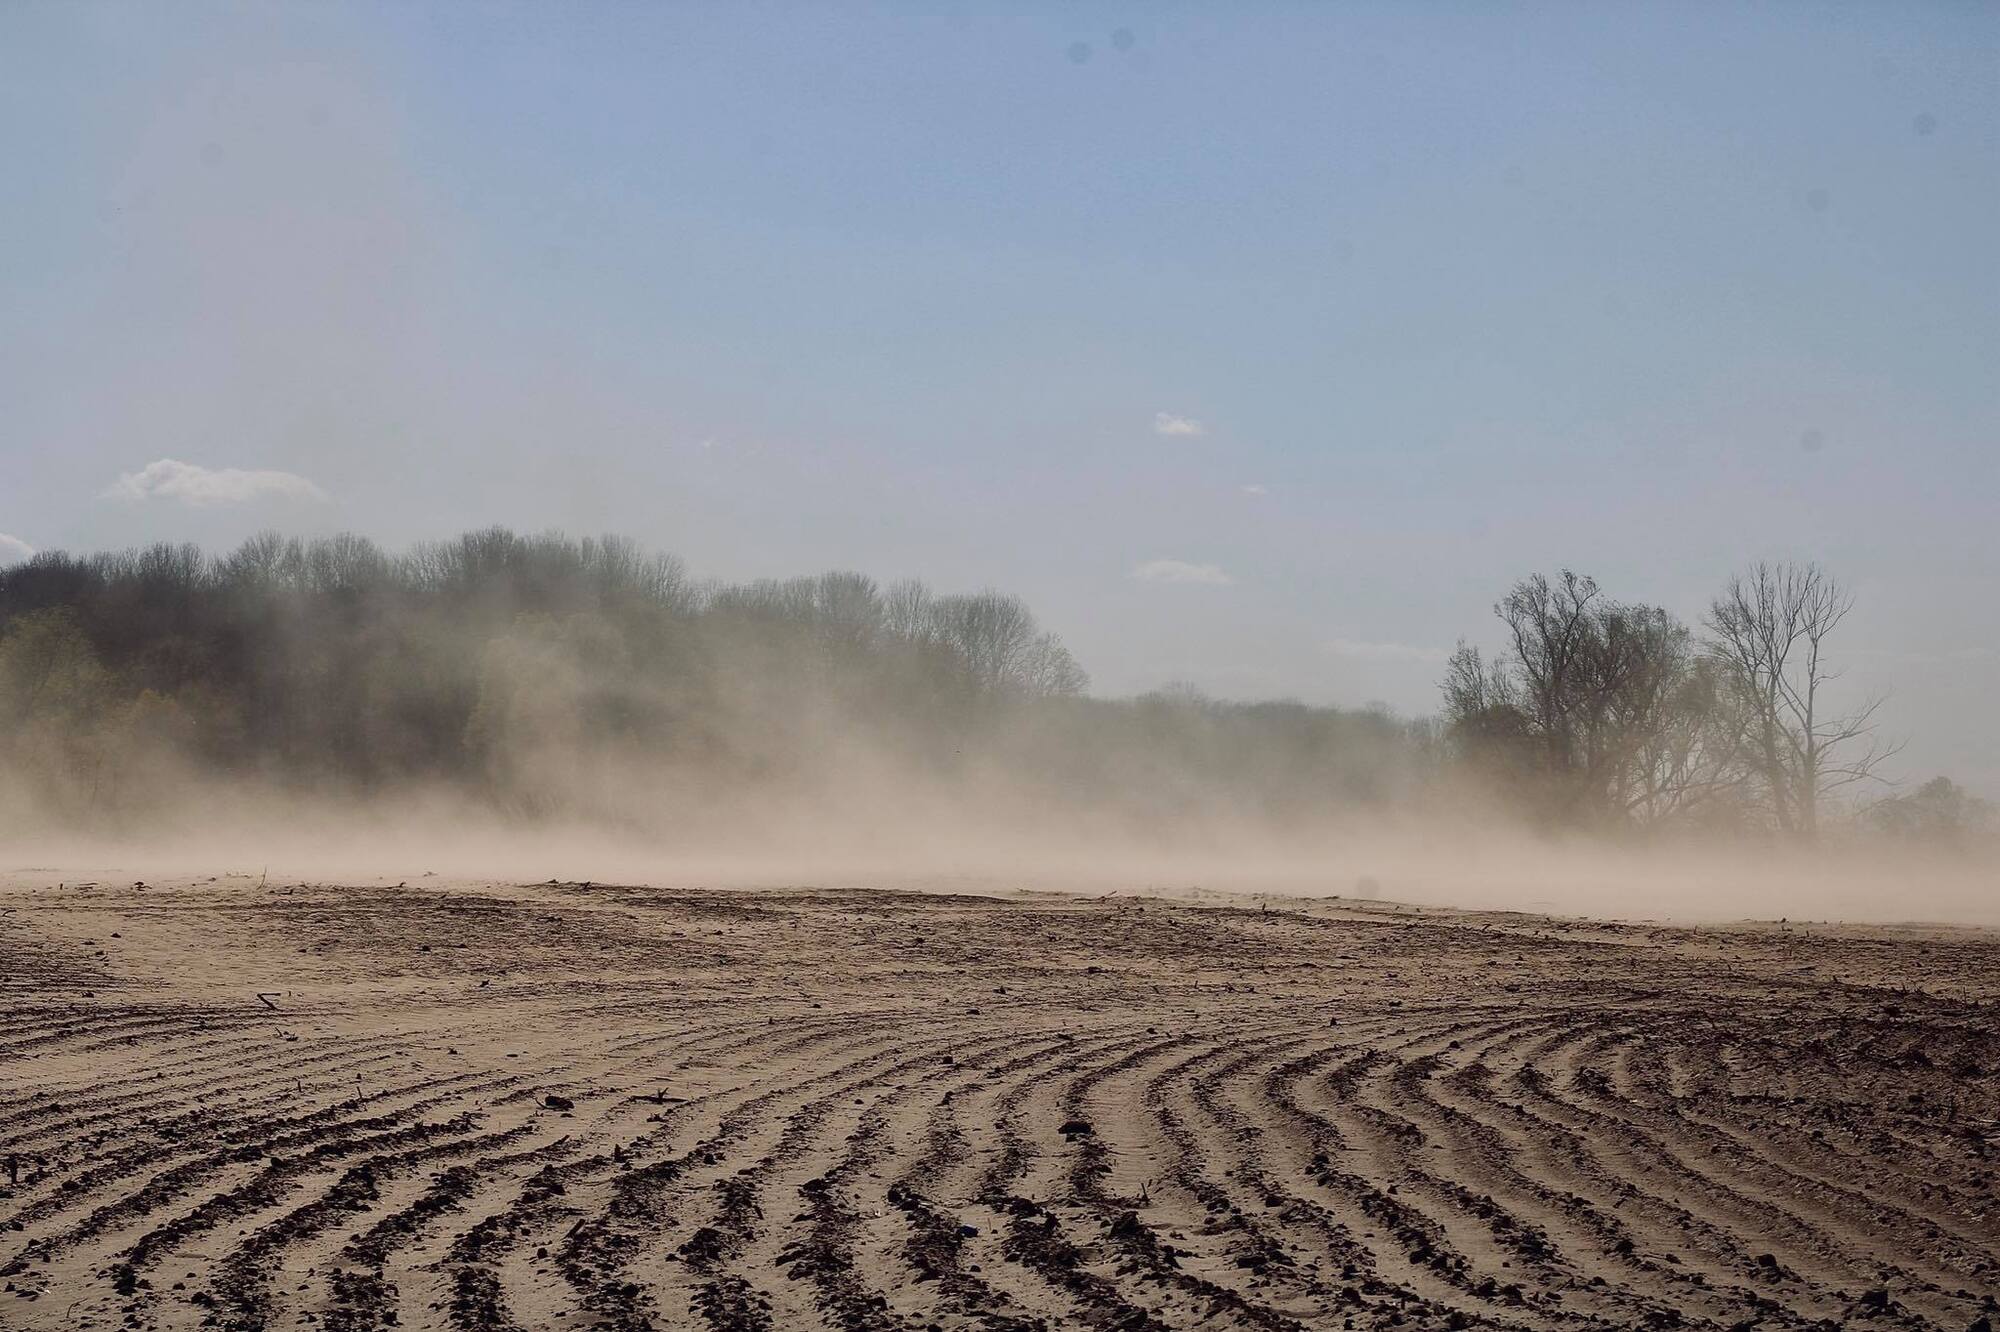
[2,3,1996,790]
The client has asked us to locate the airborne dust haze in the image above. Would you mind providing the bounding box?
[8,16,2000,1332]
[0,530,1991,928]
[10,813,1999,928]
[3,9,1995,930]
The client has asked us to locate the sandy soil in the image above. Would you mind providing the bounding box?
[1,872,1995,1332]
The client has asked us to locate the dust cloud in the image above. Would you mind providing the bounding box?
[6,791,1995,928]
[0,531,1992,927]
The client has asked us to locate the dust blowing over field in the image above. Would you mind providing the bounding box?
[2,529,1994,924]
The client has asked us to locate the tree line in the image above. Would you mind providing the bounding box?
[1441,561,1988,841]
[0,531,1984,843]
[0,528,1422,827]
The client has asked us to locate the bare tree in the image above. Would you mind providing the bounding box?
[1016,632,1089,698]
[1704,562,1897,838]
[808,572,885,655]
[1865,776,1995,846]
[1613,638,1749,827]
[926,591,1039,693]
[1440,641,1535,784]
[1496,571,1604,798]
[1443,572,1746,827]
[881,578,935,642]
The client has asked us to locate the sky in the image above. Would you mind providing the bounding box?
[2,3,1996,792]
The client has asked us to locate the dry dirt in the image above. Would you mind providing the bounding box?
[2,873,1996,1332]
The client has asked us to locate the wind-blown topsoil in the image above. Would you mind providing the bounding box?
[2,872,1995,1331]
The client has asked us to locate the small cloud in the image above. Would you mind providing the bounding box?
[1152,411,1204,437]
[107,459,326,506]
[1324,638,1450,664]
[1240,483,1268,497]
[1132,559,1233,586]
[0,532,34,565]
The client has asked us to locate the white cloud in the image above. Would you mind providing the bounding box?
[1240,483,1268,497]
[0,533,34,565]
[107,459,327,506]
[1323,638,1450,663]
[1152,411,1204,437]
[1132,559,1233,586]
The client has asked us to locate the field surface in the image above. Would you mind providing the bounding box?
[2,873,1996,1332]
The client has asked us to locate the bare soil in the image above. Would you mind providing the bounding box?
[2,873,1996,1332]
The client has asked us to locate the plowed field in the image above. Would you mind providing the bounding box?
[3,874,1995,1331]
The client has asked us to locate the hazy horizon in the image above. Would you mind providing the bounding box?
[3,3,1996,798]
